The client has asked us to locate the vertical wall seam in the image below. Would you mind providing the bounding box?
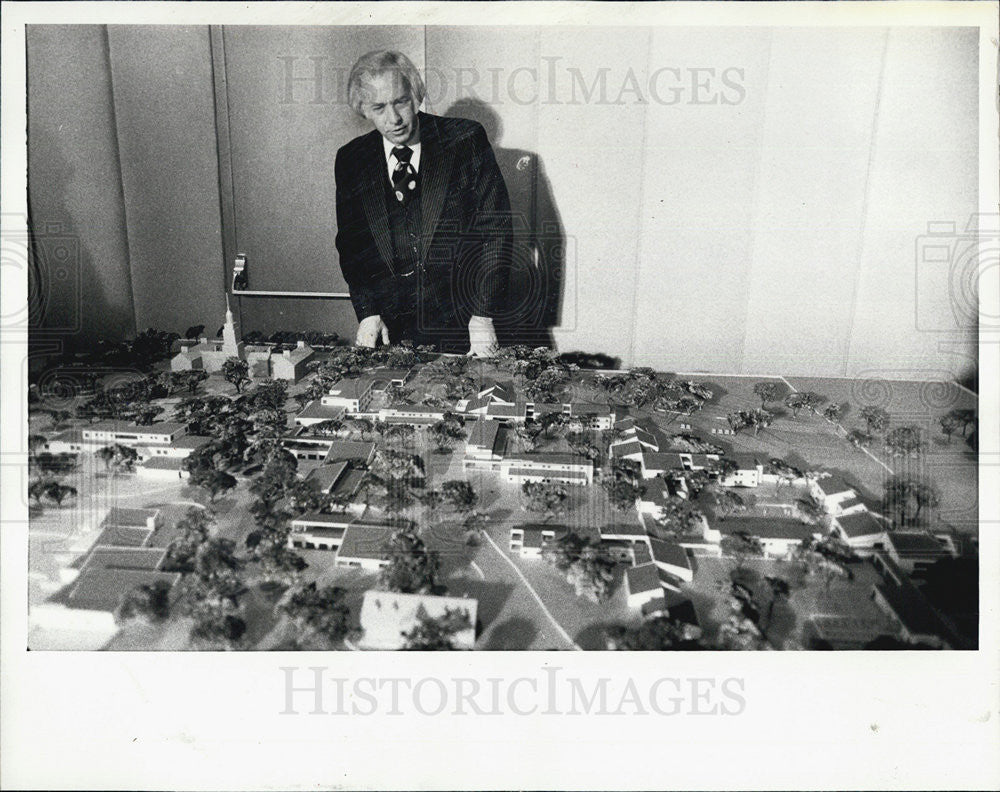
[625,28,654,369]
[102,25,138,337]
[843,28,890,378]
[736,29,774,374]
[209,25,241,328]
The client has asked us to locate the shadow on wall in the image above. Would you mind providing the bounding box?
[443,98,565,351]
[27,123,135,354]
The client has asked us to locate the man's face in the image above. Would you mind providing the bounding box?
[360,71,419,146]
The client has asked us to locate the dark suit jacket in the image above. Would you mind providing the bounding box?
[335,112,512,334]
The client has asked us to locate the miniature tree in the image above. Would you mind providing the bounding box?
[429,412,466,452]
[541,531,587,572]
[461,511,490,546]
[783,392,822,418]
[859,406,890,435]
[766,458,802,489]
[565,544,616,603]
[344,417,374,440]
[753,382,779,410]
[222,357,250,394]
[47,409,72,429]
[884,425,924,458]
[883,475,940,526]
[282,583,353,648]
[605,617,705,651]
[791,538,852,591]
[846,428,873,450]
[44,481,77,506]
[652,497,706,539]
[311,418,345,437]
[521,481,569,520]
[720,530,764,573]
[540,411,571,437]
[163,507,213,573]
[441,480,478,512]
[256,543,308,587]
[384,423,415,447]
[115,580,172,625]
[377,527,439,595]
[762,575,791,635]
[603,477,642,512]
[938,411,963,444]
[181,369,209,394]
[200,469,237,504]
[250,378,288,412]
[108,444,139,474]
[728,408,772,436]
[822,402,842,423]
[401,607,472,650]
[794,494,828,525]
[189,613,246,650]
[249,449,299,507]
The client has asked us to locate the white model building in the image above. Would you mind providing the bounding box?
[170,296,313,382]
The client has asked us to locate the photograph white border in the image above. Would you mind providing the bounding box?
[2,3,998,790]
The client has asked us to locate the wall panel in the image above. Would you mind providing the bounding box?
[741,29,886,376]
[27,25,135,346]
[107,25,226,335]
[632,27,773,372]
[846,27,979,380]
[221,25,423,341]
[537,27,650,358]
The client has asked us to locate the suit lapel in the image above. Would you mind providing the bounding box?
[418,113,455,266]
[358,131,395,275]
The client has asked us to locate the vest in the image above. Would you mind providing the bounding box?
[385,174,423,278]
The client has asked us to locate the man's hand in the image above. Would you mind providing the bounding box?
[356,314,390,348]
[467,315,499,357]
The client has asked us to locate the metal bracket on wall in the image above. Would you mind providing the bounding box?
[230,253,351,299]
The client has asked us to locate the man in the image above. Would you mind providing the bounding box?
[335,50,512,355]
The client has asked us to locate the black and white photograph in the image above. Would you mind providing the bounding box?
[2,1,998,789]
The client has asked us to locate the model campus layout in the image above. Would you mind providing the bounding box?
[27,307,980,650]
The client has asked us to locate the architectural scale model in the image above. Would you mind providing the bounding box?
[26,308,980,651]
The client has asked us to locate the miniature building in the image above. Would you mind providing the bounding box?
[357,590,478,650]
[719,454,765,488]
[35,544,179,641]
[322,377,377,413]
[334,523,392,570]
[288,513,354,551]
[377,404,446,424]
[832,509,888,552]
[81,421,188,450]
[716,518,819,558]
[41,428,84,455]
[809,475,865,515]
[648,538,694,583]
[870,551,964,648]
[464,420,506,472]
[508,524,568,558]
[626,563,663,609]
[88,507,162,549]
[170,298,313,382]
[883,531,956,576]
[136,456,190,480]
[501,452,593,486]
[294,401,346,427]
